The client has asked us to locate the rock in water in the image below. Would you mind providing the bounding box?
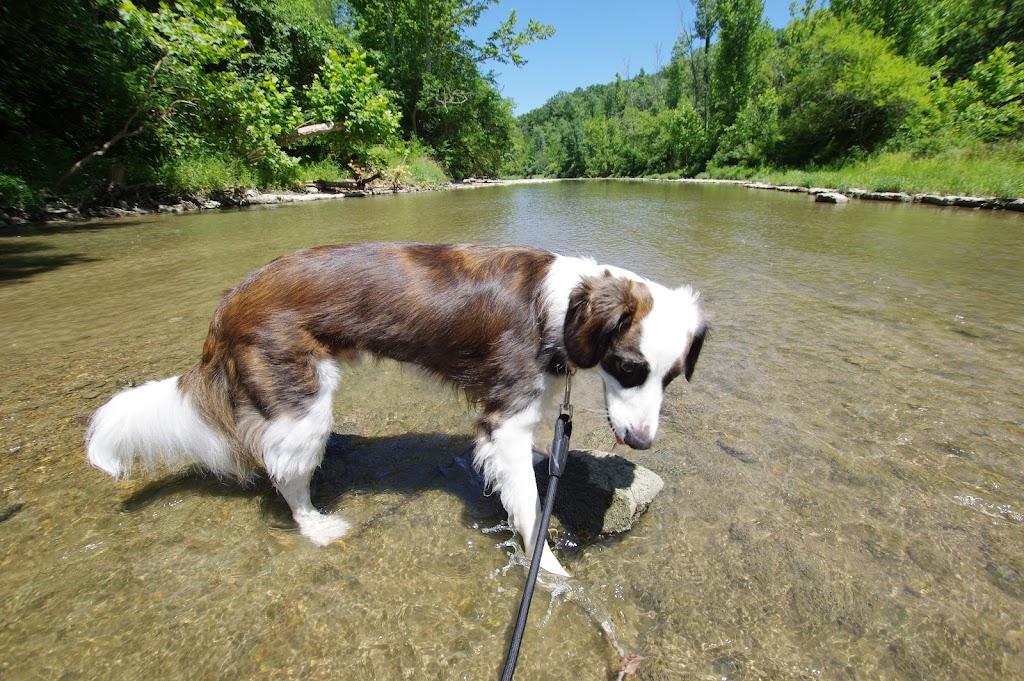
[534,449,664,536]
[815,191,849,203]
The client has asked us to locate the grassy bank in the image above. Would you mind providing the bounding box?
[159,146,450,197]
[0,144,451,221]
[698,143,1024,199]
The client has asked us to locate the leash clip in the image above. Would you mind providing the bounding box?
[560,368,575,420]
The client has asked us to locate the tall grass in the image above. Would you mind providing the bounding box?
[703,143,1024,198]
[364,143,449,187]
[158,154,260,195]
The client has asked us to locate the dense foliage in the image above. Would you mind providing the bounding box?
[510,0,1023,193]
[0,0,551,211]
[2,0,1021,214]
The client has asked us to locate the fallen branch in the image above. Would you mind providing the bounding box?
[276,120,342,147]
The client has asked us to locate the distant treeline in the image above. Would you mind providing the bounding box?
[507,0,1023,182]
[0,0,552,213]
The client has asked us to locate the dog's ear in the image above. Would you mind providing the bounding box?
[683,322,706,381]
[564,273,651,369]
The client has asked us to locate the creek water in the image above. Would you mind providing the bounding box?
[1,180,1022,680]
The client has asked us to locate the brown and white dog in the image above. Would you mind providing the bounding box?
[87,242,705,576]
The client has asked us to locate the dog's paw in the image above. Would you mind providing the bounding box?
[539,545,571,578]
[298,513,352,546]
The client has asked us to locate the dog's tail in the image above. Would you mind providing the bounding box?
[86,362,249,480]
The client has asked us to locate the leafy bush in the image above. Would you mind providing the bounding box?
[362,141,449,187]
[0,174,43,214]
[946,44,1024,142]
[710,89,781,169]
[775,13,934,165]
[157,154,258,195]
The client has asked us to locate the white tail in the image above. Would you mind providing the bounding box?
[86,376,240,479]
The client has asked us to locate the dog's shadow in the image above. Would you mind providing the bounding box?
[120,430,637,547]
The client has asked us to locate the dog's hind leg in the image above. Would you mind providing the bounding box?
[475,400,570,578]
[274,471,351,546]
[260,358,350,546]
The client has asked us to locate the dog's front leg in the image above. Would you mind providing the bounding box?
[474,401,570,578]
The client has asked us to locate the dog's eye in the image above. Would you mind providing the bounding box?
[605,356,649,388]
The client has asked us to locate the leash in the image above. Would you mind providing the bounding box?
[500,370,574,681]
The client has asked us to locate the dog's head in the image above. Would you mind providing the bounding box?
[564,271,705,449]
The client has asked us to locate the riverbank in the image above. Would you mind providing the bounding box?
[3,175,1021,229]
[0,178,564,228]
[672,178,1024,211]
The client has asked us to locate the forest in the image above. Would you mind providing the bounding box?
[0,0,552,215]
[1,0,1023,218]
[511,0,1024,197]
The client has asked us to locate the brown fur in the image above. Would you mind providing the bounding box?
[181,243,561,466]
[563,270,655,370]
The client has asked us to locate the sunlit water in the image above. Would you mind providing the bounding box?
[2,181,1022,679]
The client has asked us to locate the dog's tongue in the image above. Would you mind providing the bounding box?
[615,433,625,446]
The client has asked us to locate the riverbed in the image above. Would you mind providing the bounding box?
[1,181,1022,679]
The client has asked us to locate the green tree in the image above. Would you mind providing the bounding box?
[709,88,781,168]
[775,12,934,164]
[56,0,250,189]
[56,0,399,189]
[690,0,718,129]
[929,0,1024,79]
[829,0,932,59]
[945,43,1024,141]
[231,0,354,87]
[347,0,552,175]
[0,0,149,188]
[712,0,773,131]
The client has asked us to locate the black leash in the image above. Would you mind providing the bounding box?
[499,372,574,681]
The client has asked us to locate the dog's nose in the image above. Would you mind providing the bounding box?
[623,425,653,450]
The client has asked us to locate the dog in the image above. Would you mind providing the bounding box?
[86,242,705,576]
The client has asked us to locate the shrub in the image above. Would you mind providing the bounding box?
[0,174,43,214]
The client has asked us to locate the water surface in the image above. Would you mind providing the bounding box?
[2,181,1022,679]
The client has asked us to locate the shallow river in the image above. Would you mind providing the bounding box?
[1,181,1023,680]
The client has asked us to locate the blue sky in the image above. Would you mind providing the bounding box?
[469,0,796,115]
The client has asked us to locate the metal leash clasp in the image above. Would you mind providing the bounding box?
[560,368,575,420]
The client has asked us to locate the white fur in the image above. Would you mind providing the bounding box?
[261,360,340,483]
[86,376,237,478]
[542,256,703,450]
[602,284,702,444]
[472,393,569,577]
[260,360,350,545]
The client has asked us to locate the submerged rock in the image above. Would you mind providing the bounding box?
[815,191,849,203]
[534,448,664,536]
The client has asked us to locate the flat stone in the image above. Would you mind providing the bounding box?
[919,194,953,206]
[1007,199,1024,212]
[860,191,912,202]
[535,448,664,536]
[815,191,849,203]
[951,196,991,209]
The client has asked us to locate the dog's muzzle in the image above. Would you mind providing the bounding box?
[615,425,653,450]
